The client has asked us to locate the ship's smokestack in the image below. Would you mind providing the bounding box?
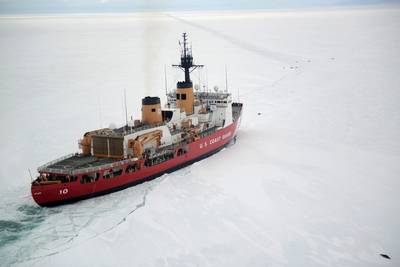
[141,96,162,124]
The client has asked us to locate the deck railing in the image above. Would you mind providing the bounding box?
[124,122,166,135]
[37,153,76,172]
[38,157,138,175]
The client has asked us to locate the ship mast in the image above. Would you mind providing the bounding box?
[173,33,203,87]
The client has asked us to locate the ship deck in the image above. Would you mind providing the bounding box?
[50,155,116,170]
[38,154,119,175]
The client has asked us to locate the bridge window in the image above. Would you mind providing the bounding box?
[176,94,180,100]
[181,94,187,100]
[151,108,156,112]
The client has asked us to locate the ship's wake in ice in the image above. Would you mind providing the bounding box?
[0,174,163,266]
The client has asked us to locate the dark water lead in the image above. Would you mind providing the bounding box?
[0,204,56,248]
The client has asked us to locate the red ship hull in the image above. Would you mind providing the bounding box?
[31,121,239,207]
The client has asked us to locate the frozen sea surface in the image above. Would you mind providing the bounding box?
[0,6,400,267]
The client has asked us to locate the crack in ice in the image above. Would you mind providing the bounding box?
[23,175,171,266]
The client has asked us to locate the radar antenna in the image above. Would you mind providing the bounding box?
[172,33,204,87]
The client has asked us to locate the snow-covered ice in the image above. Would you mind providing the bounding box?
[0,5,399,267]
